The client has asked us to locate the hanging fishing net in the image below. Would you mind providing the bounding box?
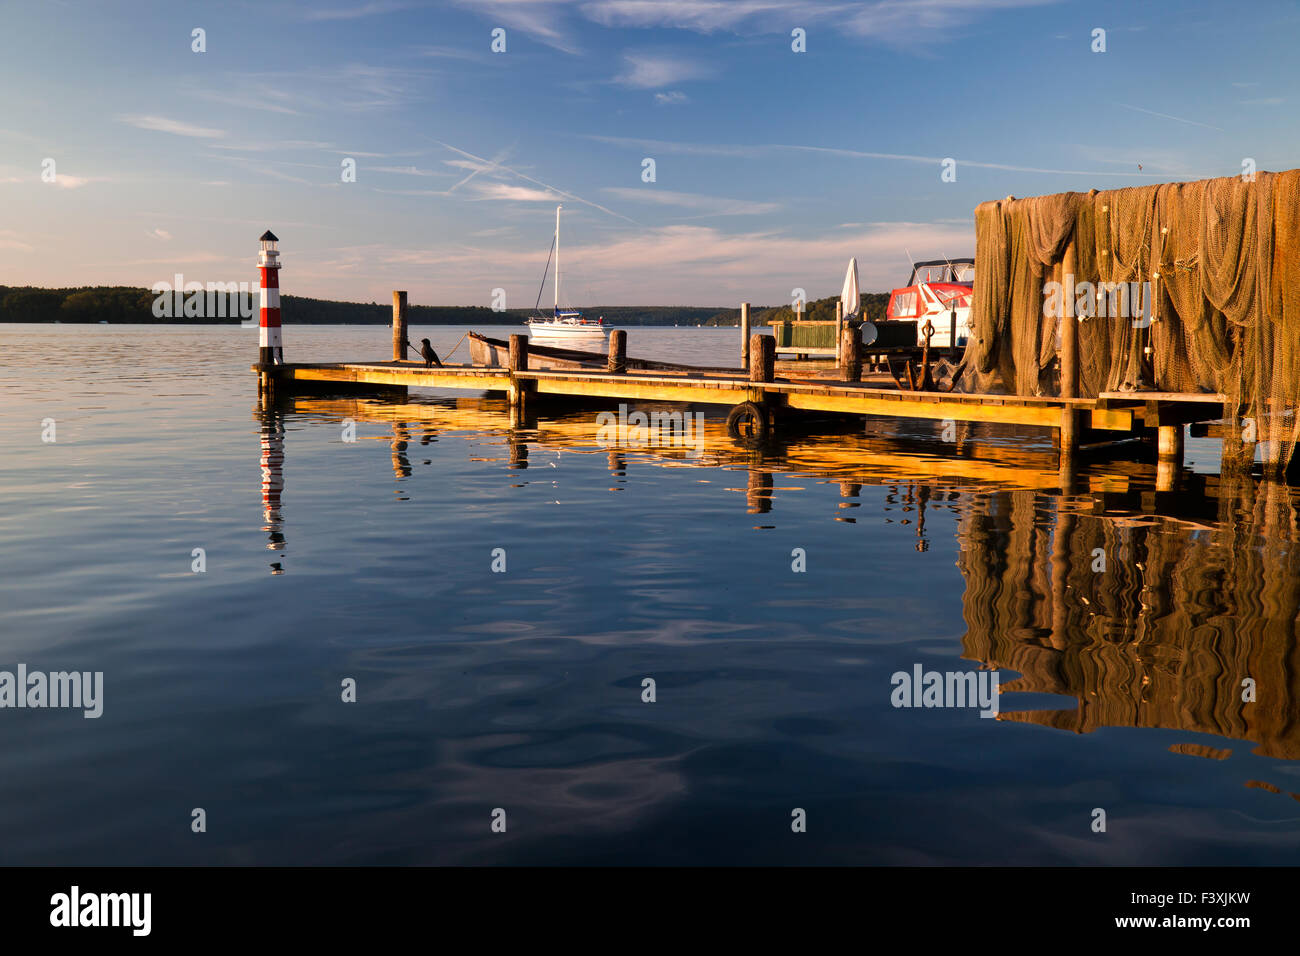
[959,169,1300,472]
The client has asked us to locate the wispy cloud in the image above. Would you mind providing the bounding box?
[585,134,1172,176]
[192,89,302,115]
[119,114,226,139]
[604,187,779,216]
[431,140,639,223]
[614,52,712,89]
[654,90,689,105]
[414,44,482,60]
[146,228,173,241]
[295,219,976,303]
[306,1,418,20]
[51,174,98,189]
[470,182,565,202]
[211,140,335,152]
[1116,102,1224,132]
[0,229,33,251]
[448,0,581,54]
[371,164,449,177]
[583,0,1056,44]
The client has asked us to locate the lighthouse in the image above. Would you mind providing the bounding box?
[257,230,283,365]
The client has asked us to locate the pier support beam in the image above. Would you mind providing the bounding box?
[258,367,277,404]
[1156,424,1183,491]
[740,302,751,371]
[607,329,627,374]
[392,291,408,362]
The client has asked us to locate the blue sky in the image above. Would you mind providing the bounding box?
[2,0,1298,306]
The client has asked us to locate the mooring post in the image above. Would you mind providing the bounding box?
[840,325,861,382]
[392,291,408,362]
[835,300,844,366]
[1156,424,1184,491]
[608,329,627,374]
[750,333,774,384]
[1058,241,1079,473]
[740,302,751,371]
[507,332,531,414]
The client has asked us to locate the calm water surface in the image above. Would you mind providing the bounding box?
[2,323,1299,865]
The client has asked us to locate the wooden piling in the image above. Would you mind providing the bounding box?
[750,333,775,383]
[1058,242,1078,470]
[1157,424,1184,461]
[840,325,861,382]
[607,329,627,374]
[1156,424,1183,491]
[835,300,844,366]
[508,333,528,373]
[392,291,408,362]
[507,333,531,413]
[740,302,751,371]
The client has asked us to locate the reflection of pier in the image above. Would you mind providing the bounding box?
[268,394,1300,781]
[959,479,1300,774]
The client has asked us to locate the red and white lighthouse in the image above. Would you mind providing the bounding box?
[258,230,283,365]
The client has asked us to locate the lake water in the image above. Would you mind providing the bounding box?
[2,322,1300,865]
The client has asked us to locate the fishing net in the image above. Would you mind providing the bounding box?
[960,169,1300,472]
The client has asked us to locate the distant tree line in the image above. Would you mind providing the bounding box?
[0,286,780,326]
[761,292,891,325]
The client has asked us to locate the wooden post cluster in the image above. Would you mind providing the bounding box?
[607,329,627,373]
[392,291,409,362]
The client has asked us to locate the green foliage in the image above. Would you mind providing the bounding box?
[763,292,891,325]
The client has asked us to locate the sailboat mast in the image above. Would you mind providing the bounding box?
[554,205,561,315]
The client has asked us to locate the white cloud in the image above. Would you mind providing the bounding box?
[292,219,975,304]
[146,229,173,241]
[615,52,711,88]
[470,182,565,202]
[654,90,689,104]
[119,114,226,139]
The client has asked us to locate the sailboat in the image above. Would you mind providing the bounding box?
[526,205,608,345]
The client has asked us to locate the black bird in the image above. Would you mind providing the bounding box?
[419,338,442,368]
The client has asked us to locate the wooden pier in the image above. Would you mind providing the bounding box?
[254,292,1240,488]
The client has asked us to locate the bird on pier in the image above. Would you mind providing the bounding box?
[420,338,443,368]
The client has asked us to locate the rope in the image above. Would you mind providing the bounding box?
[443,331,470,362]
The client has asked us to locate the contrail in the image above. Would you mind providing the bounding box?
[431,139,640,224]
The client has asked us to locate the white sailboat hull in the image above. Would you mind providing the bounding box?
[526,321,608,344]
